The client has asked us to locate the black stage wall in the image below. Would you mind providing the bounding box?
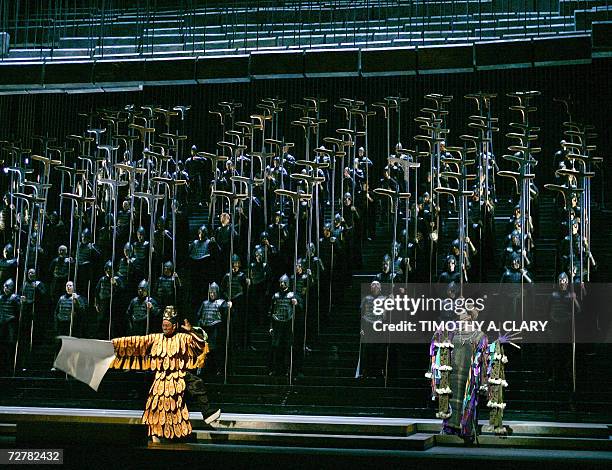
[1,58,610,203]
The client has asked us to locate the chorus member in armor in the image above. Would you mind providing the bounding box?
[268,211,289,271]
[76,228,100,302]
[500,252,532,284]
[547,272,580,390]
[0,279,21,373]
[500,253,533,321]
[0,243,17,285]
[185,145,206,205]
[49,245,73,301]
[359,281,386,378]
[21,268,48,347]
[110,306,220,442]
[116,200,133,248]
[318,223,336,314]
[374,254,399,295]
[24,230,46,272]
[501,230,531,270]
[331,213,348,286]
[132,226,150,280]
[196,282,231,376]
[282,144,296,184]
[117,242,138,295]
[153,217,173,276]
[95,261,124,338]
[268,157,289,198]
[155,261,181,311]
[449,239,473,281]
[438,255,461,285]
[0,193,15,246]
[126,280,160,335]
[343,193,362,269]
[257,231,280,281]
[43,211,67,256]
[248,247,271,326]
[54,280,87,337]
[268,274,299,376]
[221,255,251,351]
[291,258,312,375]
[215,213,236,278]
[188,225,219,310]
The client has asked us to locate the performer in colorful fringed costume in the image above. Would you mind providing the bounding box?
[426,308,510,441]
[110,306,220,441]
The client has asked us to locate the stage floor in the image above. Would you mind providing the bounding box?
[0,406,610,468]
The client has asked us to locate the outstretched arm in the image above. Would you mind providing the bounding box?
[110,334,156,370]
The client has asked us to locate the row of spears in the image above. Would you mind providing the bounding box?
[0,90,602,386]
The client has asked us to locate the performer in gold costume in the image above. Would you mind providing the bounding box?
[110,305,220,441]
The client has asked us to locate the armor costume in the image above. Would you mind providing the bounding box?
[0,279,21,372]
[49,245,72,302]
[21,269,48,348]
[109,307,215,440]
[0,244,18,286]
[75,228,101,301]
[248,247,271,326]
[268,275,299,376]
[359,281,386,378]
[343,193,362,269]
[374,255,399,295]
[156,261,181,311]
[95,261,124,338]
[54,281,87,337]
[132,227,150,279]
[438,255,461,284]
[196,282,229,375]
[126,280,160,335]
[188,225,219,309]
[221,255,250,351]
[117,243,138,295]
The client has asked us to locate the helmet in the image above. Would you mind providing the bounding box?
[260,231,269,241]
[81,228,92,242]
[208,282,219,298]
[3,278,15,294]
[104,260,113,272]
[3,243,14,258]
[279,274,290,290]
[138,280,149,293]
[137,226,146,237]
[124,242,133,254]
[198,224,208,238]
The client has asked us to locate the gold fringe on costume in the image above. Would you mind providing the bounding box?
[111,333,208,439]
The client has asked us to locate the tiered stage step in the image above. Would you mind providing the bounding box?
[0,407,610,466]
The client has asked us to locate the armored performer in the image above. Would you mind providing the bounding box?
[54,280,87,337]
[248,247,271,326]
[75,228,101,300]
[221,255,250,351]
[0,279,21,373]
[196,282,231,376]
[0,243,18,286]
[188,225,219,309]
[438,255,461,285]
[117,242,138,295]
[126,280,160,335]
[132,226,150,279]
[95,261,124,338]
[49,245,73,301]
[358,281,386,378]
[20,268,48,345]
[268,274,299,376]
[109,306,221,441]
[155,261,182,311]
[374,254,399,295]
